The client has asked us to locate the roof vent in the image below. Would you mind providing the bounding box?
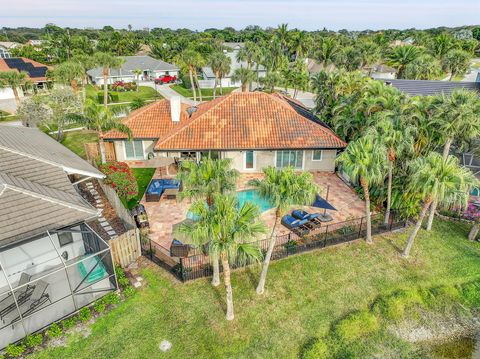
[186,106,198,117]
[385,81,392,86]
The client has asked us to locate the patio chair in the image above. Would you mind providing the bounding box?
[281,214,310,236]
[3,279,50,325]
[0,273,33,319]
[292,210,322,226]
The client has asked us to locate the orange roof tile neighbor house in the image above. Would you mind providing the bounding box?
[0,57,50,83]
[103,92,347,173]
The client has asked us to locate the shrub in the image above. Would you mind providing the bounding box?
[61,316,76,330]
[372,289,424,320]
[23,333,43,348]
[130,97,146,110]
[115,264,129,288]
[45,323,62,339]
[96,91,119,104]
[78,307,92,323]
[99,162,138,201]
[5,343,26,358]
[334,311,379,342]
[94,299,107,313]
[103,292,121,306]
[123,285,136,298]
[283,239,298,251]
[302,339,329,359]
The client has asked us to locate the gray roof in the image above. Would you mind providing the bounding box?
[380,79,480,96]
[202,51,266,79]
[87,55,179,78]
[0,126,102,247]
[0,125,103,178]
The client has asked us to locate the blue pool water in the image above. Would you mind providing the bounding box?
[236,189,274,213]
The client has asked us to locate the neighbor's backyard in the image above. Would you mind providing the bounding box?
[85,84,162,103]
[28,220,480,358]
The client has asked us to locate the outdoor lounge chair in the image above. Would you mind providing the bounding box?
[0,273,33,320]
[281,214,310,236]
[292,210,322,226]
[3,279,50,324]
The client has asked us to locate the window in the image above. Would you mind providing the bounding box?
[276,150,303,169]
[58,232,73,247]
[312,150,323,161]
[124,141,144,159]
[244,151,254,169]
[200,151,220,160]
[180,151,196,160]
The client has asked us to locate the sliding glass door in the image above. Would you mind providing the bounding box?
[275,150,304,169]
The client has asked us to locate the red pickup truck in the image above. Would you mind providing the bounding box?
[154,75,177,84]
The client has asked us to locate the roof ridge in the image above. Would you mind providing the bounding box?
[155,92,236,148]
[123,99,167,126]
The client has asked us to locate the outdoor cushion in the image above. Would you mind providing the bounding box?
[292,210,309,220]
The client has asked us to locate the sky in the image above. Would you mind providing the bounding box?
[2,0,479,31]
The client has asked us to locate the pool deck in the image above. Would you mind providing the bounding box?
[142,170,365,255]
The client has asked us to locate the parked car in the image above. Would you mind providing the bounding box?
[154,75,177,84]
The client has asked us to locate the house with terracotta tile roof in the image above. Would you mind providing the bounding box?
[103,92,347,173]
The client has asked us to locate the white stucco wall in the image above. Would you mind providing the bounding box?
[0,87,24,100]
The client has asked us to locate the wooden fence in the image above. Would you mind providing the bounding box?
[84,142,116,163]
[97,180,136,230]
[110,229,142,268]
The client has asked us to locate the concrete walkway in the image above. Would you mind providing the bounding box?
[462,58,480,82]
[139,81,195,106]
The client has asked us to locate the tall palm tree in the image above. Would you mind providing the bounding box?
[175,48,203,103]
[209,52,230,99]
[93,52,125,107]
[231,68,255,92]
[53,61,84,94]
[131,68,143,91]
[388,45,422,79]
[236,41,261,91]
[74,99,131,163]
[402,152,476,258]
[314,37,339,69]
[249,167,318,295]
[176,194,267,320]
[425,89,480,230]
[337,136,387,243]
[176,158,240,286]
[71,54,95,102]
[275,23,290,54]
[0,71,31,108]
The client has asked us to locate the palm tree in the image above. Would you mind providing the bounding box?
[402,152,476,258]
[425,89,480,230]
[314,37,339,69]
[388,45,422,79]
[53,61,84,94]
[209,52,230,99]
[430,33,455,59]
[71,54,95,102]
[237,41,261,91]
[442,49,470,80]
[231,68,255,92]
[0,71,31,108]
[249,167,318,295]
[275,23,290,54]
[176,158,240,286]
[337,136,387,243]
[176,194,267,320]
[93,52,125,107]
[175,49,203,103]
[74,99,131,163]
[131,68,143,91]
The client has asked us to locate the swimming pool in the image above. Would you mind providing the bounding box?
[236,189,274,213]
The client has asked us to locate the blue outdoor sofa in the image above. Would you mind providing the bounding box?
[145,179,181,202]
[292,210,322,225]
[281,214,311,236]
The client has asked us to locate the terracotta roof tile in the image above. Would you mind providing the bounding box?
[105,92,347,151]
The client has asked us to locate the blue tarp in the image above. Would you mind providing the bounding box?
[312,194,336,211]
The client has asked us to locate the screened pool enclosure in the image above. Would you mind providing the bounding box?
[0,223,117,348]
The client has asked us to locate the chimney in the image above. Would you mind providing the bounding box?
[170,96,181,122]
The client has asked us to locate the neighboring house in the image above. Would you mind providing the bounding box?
[369,64,396,79]
[103,92,347,173]
[0,42,21,59]
[87,55,179,85]
[304,58,336,75]
[201,44,266,88]
[380,79,480,96]
[0,125,117,349]
[26,39,44,47]
[0,57,50,104]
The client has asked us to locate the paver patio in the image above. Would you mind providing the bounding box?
[142,170,365,254]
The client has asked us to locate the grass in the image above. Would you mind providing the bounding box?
[125,168,156,209]
[86,84,162,104]
[0,110,19,122]
[60,130,99,159]
[170,84,238,99]
[28,220,480,359]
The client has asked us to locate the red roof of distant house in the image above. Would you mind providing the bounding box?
[104,92,347,151]
[0,57,50,82]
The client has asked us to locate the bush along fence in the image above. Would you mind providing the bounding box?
[142,210,409,282]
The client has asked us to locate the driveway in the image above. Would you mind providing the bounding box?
[462,58,480,82]
[139,81,195,106]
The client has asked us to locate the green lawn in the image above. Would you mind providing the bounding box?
[170,84,238,99]
[29,220,480,359]
[0,110,19,122]
[86,84,162,104]
[125,168,156,209]
[60,130,99,159]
